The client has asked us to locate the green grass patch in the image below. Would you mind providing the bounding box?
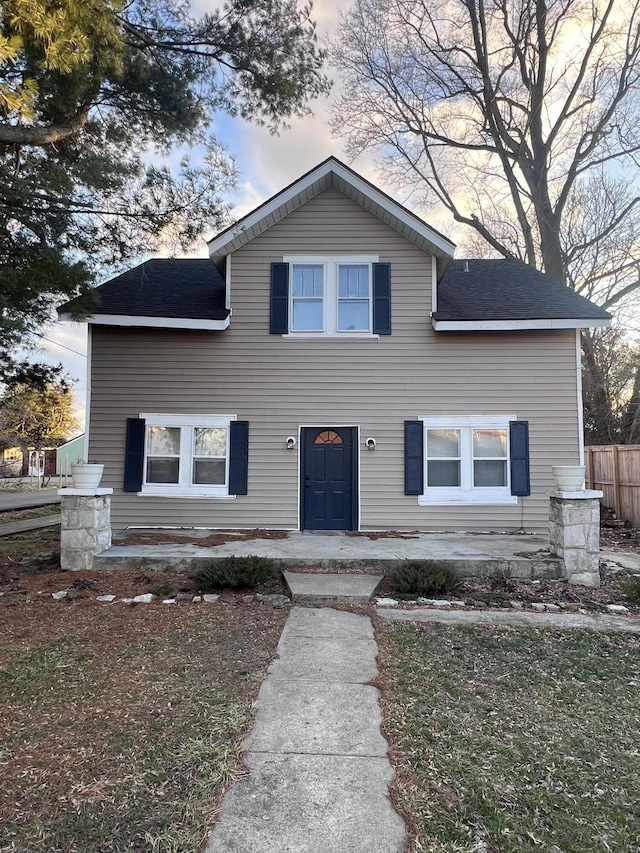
[0,525,60,561]
[378,621,640,852]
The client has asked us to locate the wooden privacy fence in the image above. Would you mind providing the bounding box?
[585,445,640,527]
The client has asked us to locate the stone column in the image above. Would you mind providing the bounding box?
[58,488,114,571]
[549,490,603,588]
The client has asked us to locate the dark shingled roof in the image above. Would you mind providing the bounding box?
[61,259,228,320]
[434,259,612,321]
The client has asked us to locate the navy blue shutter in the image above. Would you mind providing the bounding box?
[229,421,249,495]
[270,263,289,334]
[509,420,530,496]
[123,418,145,492]
[404,420,424,495]
[373,263,391,335]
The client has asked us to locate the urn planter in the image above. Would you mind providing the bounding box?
[552,465,586,492]
[71,463,104,490]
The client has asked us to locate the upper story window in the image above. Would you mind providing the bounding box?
[270,257,391,337]
[288,256,375,335]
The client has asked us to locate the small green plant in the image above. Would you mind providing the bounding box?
[150,582,173,597]
[621,577,640,605]
[389,560,458,597]
[191,556,279,591]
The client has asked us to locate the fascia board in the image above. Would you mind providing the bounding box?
[59,313,230,331]
[432,317,612,331]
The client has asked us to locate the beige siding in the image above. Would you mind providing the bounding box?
[89,189,581,532]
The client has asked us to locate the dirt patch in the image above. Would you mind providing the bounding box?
[114,528,289,547]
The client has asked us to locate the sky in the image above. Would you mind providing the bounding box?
[38,0,447,428]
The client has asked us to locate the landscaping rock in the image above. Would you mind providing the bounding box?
[255,593,290,608]
[417,598,451,607]
[242,594,255,604]
[192,595,203,603]
[509,600,524,609]
[220,593,237,604]
[132,593,156,603]
[450,600,466,607]
[545,603,561,612]
[606,604,629,613]
[176,593,192,602]
[203,594,220,603]
[531,602,546,611]
[96,594,116,602]
[52,590,68,600]
[162,598,177,604]
[376,597,399,607]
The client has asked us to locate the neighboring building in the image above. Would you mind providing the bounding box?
[56,434,86,476]
[60,158,611,533]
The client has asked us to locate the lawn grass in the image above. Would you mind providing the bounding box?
[0,504,61,525]
[377,620,640,853]
[0,601,287,852]
[0,525,60,560]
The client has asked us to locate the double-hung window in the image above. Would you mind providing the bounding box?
[140,414,235,497]
[286,255,377,336]
[419,416,516,505]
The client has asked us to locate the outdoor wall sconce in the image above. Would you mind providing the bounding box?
[286,436,297,450]
[366,437,376,451]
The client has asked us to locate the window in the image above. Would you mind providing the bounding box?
[286,255,377,335]
[419,416,516,505]
[140,414,235,497]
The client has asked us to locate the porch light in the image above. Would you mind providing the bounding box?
[366,437,376,451]
[286,436,297,450]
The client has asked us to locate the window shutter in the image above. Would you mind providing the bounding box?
[229,421,249,495]
[123,418,145,492]
[509,420,530,496]
[373,263,391,335]
[270,263,289,334]
[404,420,424,495]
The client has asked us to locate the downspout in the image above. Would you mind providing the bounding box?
[576,329,585,465]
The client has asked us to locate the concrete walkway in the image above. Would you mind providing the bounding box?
[0,490,61,511]
[0,514,61,537]
[205,607,406,853]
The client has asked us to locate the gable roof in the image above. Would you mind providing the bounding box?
[59,259,230,330]
[432,259,611,331]
[208,156,456,268]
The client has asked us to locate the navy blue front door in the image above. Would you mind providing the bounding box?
[301,427,357,530]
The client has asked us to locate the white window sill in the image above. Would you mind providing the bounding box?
[418,491,517,506]
[138,488,236,500]
[281,333,380,340]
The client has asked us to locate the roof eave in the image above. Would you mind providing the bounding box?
[432,317,612,332]
[208,157,456,261]
[59,313,231,331]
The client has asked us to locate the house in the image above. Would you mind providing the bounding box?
[60,158,611,534]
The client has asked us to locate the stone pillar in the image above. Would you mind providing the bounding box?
[549,490,603,588]
[58,488,114,571]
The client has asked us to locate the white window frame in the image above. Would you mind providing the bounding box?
[139,413,236,498]
[283,254,379,338]
[418,415,517,506]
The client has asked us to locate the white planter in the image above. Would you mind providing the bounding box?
[552,465,585,492]
[71,463,104,490]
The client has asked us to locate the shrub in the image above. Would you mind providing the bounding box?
[191,555,279,591]
[621,577,640,605]
[389,560,458,597]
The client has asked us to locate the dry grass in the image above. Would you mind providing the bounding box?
[0,599,287,852]
[376,620,640,853]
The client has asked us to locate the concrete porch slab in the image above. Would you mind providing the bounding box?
[284,571,383,604]
[94,529,563,580]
